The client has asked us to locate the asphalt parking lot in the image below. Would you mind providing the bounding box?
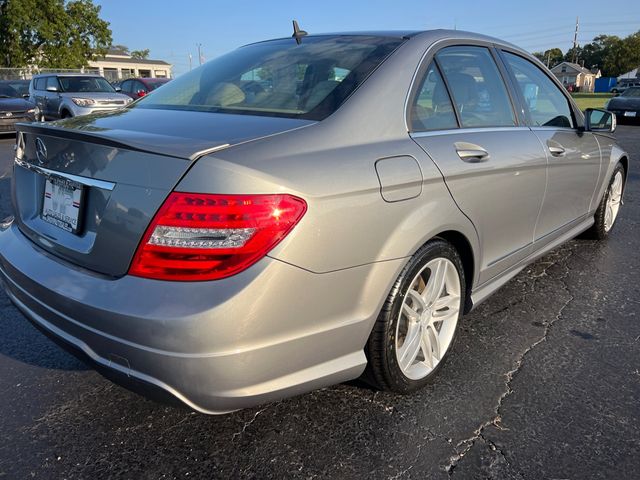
[0,127,639,479]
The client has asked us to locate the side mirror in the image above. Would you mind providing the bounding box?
[584,108,616,133]
[45,86,58,92]
[136,90,146,98]
[114,86,122,92]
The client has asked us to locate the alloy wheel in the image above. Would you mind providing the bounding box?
[395,257,461,380]
[604,171,623,232]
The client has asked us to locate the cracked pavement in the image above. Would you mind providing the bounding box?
[0,127,639,479]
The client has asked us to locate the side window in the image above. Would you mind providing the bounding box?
[46,76,59,91]
[502,52,574,129]
[120,80,131,93]
[436,46,516,128]
[410,62,458,131]
[136,81,147,93]
[34,78,46,91]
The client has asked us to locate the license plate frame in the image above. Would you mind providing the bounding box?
[41,175,85,234]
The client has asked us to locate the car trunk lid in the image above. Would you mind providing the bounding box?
[12,109,314,277]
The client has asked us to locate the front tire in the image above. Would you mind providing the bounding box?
[365,239,465,393]
[584,163,625,240]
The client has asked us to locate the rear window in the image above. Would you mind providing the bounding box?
[132,35,404,120]
[622,87,640,97]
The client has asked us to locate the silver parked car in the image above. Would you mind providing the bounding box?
[0,30,628,413]
[29,73,132,120]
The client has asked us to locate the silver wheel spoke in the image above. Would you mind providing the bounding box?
[420,332,433,369]
[422,325,440,366]
[422,260,447,306]
[407,289,427,313]
[398,322,422,371]
[433,293,459,312]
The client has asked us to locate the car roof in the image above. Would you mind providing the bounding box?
[32,73,103,78]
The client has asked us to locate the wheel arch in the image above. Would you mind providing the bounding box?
[434,230,475,314]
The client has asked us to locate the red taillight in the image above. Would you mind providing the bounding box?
[129,193,307,281]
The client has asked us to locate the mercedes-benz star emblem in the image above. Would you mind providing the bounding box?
[35,138,48,164]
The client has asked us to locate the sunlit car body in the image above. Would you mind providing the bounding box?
[29,73,132,120]
[0,30,628,413]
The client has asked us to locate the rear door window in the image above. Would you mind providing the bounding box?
[502,51,574,128]
[436,46,516,128]
[34,78,46,91]
[410,62,458,131]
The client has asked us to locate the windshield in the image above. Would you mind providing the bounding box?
[132,35,403,120]
[0,84,19,98]
[0,81,28,97]
[621,87,640,97]
[58,76,116,93]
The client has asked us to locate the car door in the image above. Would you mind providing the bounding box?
[134,80,148,98]
[410,45,548,285]
[45,76,62,118]
[499,50,602,245]
[32,77,46,116]
[120,80,133,98]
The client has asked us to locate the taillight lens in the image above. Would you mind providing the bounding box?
[129,193,307,281]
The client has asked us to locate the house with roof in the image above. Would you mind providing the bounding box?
[550,61,600,93]
[88,47,172,82]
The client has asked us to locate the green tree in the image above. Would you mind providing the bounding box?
[131,49,150,59]
[0,0,112,68]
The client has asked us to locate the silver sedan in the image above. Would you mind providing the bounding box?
[0,29,627,413]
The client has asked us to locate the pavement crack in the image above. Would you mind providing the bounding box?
[231,404,274,442]
[445,249,576,477]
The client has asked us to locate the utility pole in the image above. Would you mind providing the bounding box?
[572,16,579,64]
[188,53,192,71]
[546,50,551,68]
[196,43,204,66]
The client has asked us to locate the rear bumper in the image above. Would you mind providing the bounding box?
[0,220,402,413]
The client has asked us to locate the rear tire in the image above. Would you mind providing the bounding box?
[584,162,625,240]
[364,239,465,393]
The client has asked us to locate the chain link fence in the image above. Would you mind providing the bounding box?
[0,67,101,81]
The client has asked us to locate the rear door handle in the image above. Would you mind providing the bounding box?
[454,142,490,163]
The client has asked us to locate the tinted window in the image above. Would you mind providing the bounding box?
[133,35,403,120]
[135,81,147,93]
[58,76,115,93]
[34,78,46,91]
[503,52,574,128]
[436,46,516,128]
[411,62,458,131]
[120,80,131,93]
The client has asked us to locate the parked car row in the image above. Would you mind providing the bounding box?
[0,74,171,133]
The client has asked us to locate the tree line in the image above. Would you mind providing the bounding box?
[533,30,640,77]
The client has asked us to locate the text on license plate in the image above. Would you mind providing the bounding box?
[42,177,84,233]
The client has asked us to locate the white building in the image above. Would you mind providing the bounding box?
[618,67,639,80]
[88,48,172,81]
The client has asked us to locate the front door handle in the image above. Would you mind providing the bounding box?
[547,141,566,157]
[454,142,490,163]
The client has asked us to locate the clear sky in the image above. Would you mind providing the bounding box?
[94,0,640,76]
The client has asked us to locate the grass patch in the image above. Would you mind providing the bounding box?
[571,93,613,111]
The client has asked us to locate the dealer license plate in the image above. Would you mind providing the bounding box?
[41,176,84,234]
